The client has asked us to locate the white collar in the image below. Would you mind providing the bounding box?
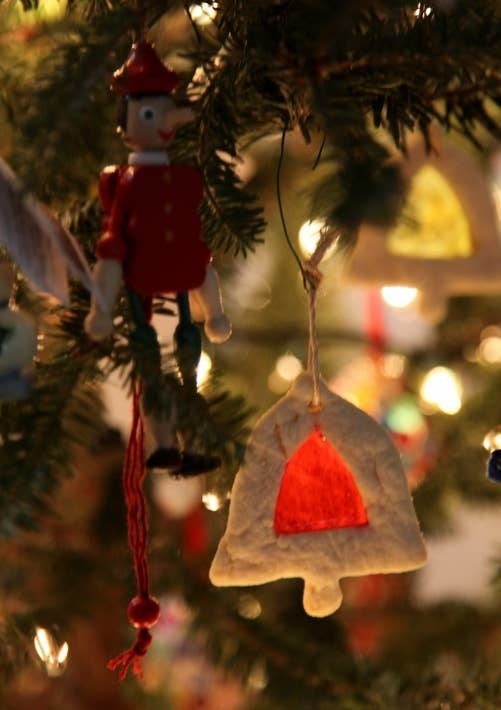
[128,151,170,166]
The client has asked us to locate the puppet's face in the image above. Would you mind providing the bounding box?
[123,96,194,151]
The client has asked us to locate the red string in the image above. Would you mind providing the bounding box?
[108,381,159,680]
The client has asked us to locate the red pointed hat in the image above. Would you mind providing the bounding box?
[111,41,181,96]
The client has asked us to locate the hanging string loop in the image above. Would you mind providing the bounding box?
[303,228,339,412]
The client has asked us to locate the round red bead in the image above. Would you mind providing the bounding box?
[127,595,160,629]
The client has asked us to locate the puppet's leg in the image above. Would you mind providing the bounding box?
[147,294,220,476]
[191,264,232,344]
[144,405,183,470]
[126,291,182,471]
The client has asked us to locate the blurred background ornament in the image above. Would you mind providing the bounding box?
[344,129,501,323]
[0,262,37,399]
[153,475,204,520]
[483,425,501,483]
[152,475,208,556]
[0,158,101,306]
[342,573,411,659]
[330,352,434,489]
[486,449,501,483]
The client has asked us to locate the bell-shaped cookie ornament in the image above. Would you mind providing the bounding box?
[210,373,426,617]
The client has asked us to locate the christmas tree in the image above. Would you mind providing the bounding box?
[1,0,501,707]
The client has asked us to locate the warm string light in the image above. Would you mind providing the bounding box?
[196,350,212,387]
[298,219,337,261]
[33,626,69,678]
[202,490,225,512]
[413,3,433,17]
[381,285,419,309]
[477,326,501,365]
[482,426,501,452]
[275,353,303,381]
[419,366,463,415]
[247,658,268,691]
[189,2,217,26]
[268,353,303,394]
[237,593,262,620]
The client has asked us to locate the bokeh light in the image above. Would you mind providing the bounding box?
[420,366,463,415]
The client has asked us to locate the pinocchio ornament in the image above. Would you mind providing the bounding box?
[85,40,231,471]
[85,41,231,679]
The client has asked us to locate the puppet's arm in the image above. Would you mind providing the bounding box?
[84,258,123,341]
[84,167,127,341]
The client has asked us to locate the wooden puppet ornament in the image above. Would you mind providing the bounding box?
[343,130,501,323]
[84,40,231,473]
[210,243,426,617]
[84,41,232,680]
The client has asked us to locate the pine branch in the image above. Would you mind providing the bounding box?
[0,300,106,537]
[0,616,31,687]
[188,570,501,709]
[173,65,268,255]
[6,5,141,201]
[185,0,501,237]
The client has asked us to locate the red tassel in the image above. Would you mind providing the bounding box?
[109,382,160,680]
[107,627,153,680]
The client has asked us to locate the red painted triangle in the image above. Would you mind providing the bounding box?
[274,429,368,535]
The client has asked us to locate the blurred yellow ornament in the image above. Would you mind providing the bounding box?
[387,165,473,259]
[344,129,501,323]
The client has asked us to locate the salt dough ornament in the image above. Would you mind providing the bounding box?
[210,372,426,616]
[344,130,501,323]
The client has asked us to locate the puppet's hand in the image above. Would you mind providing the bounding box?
[84,308,114,341]
[204,315,232,344]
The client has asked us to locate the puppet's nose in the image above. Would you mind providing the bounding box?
[158,129,174,142]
